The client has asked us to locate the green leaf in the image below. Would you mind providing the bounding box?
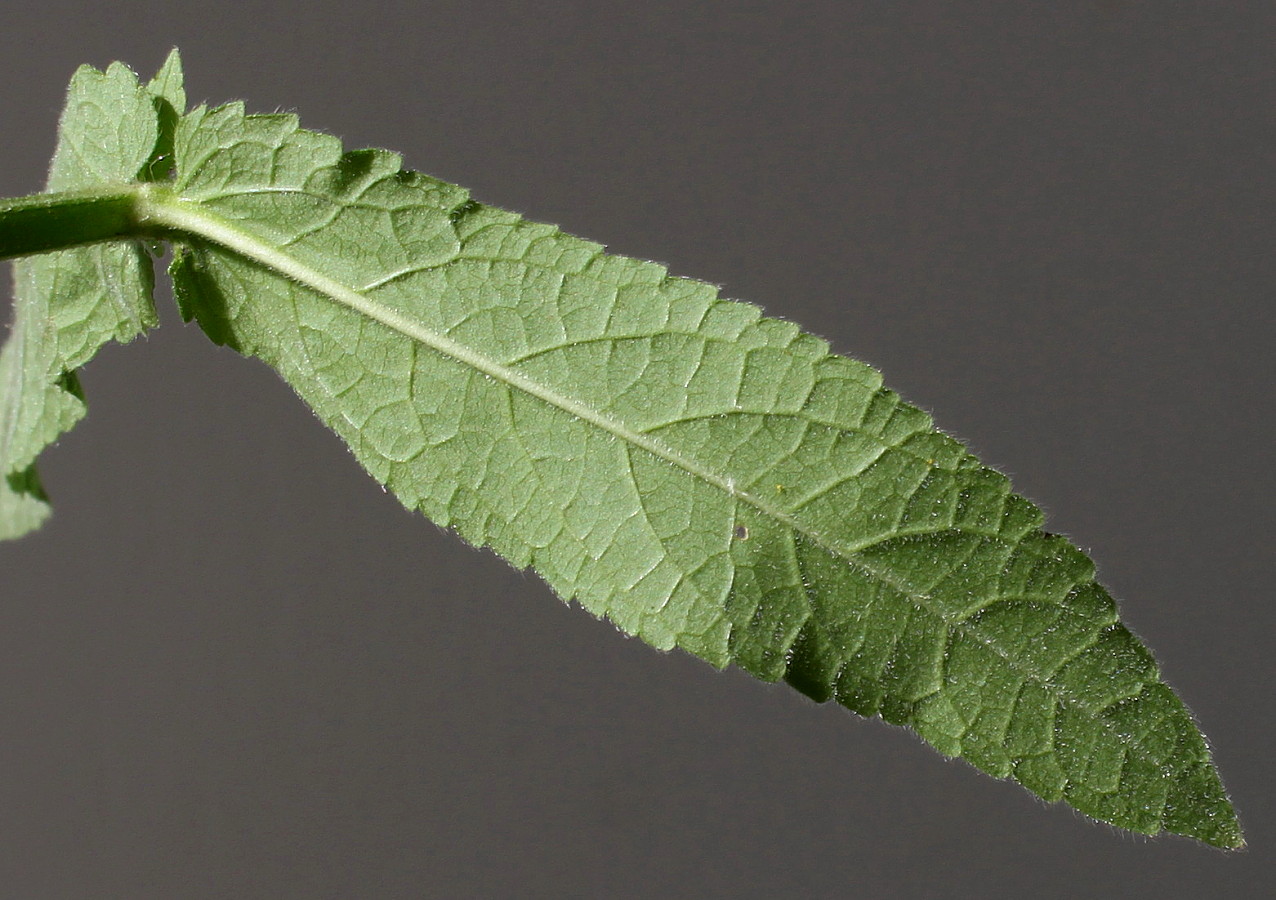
[0,54,1242,848]
[0,53,180,537]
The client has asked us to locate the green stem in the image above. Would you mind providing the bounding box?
[0,186,147,261]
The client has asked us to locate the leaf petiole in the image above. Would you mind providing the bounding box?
[0,186,156,261]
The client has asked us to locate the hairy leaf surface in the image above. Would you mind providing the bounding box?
[0,55,1242,847]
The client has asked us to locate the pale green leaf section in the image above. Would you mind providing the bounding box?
[154,98,1240,846]
[0,52,182,537]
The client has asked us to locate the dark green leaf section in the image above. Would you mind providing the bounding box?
[162,98,1240,846]
[0,53,182,537]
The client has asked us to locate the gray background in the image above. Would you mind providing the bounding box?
[1,2,1272,897]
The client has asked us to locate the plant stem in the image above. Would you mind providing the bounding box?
[0,187,146,261]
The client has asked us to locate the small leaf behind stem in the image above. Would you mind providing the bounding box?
[0,53,182,537]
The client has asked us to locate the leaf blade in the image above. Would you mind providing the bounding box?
[158,100,1241,847]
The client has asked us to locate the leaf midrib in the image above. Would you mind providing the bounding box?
[139,185,1163,787]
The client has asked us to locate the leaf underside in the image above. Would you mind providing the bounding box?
[0,55,1242,848]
